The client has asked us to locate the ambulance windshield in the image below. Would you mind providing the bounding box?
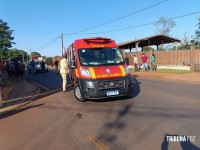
[79,48,124,66]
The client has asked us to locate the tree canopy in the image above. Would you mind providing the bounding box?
[0,49,29,61]
[0,19,15,50]
[191,18,200,47]
[155,17,176,36]
[143,46,154,52]
[31,51,41,57]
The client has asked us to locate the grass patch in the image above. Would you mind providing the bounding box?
[156,69,191,74]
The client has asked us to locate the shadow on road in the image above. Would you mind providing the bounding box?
[0,103,44,119]
[128,76,141,99]
[96,103,133,149]
[161,134,200,150]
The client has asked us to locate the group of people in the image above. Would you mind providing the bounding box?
[5,60,26,79]
[133,53,156,72]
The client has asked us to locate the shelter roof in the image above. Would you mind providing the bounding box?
[118,34,180,49]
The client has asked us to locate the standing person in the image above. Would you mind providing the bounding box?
[125,56,129,65]
[30,59,36,75]
[19,61,26,79]
[150,54,156,72]
[5,62,12,78]
[13,60,20,77]
[41,60,45,72]
[52,57,60,74]
[60,55,69,92]
[10,61,15,77]
[133,55,139,72]
[141,53,148,72]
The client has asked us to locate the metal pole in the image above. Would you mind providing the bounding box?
[61,33,64,56]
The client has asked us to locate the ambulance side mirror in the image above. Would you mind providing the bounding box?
[69,60,76,69]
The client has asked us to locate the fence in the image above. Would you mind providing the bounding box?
[125,47,200,71]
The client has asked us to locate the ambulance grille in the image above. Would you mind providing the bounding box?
[97,80,125,91]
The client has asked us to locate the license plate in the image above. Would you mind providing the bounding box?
[107,90,119,96]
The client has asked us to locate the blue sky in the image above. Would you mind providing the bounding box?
[1,0,200,57]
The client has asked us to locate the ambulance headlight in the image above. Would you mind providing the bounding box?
[80,68,91,77]
[124,66,130,74]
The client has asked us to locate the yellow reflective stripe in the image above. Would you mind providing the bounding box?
[88,67,96,79]
[119,65,126,76]
[75,69,79,77]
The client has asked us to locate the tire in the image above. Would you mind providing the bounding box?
[74,84,85,102]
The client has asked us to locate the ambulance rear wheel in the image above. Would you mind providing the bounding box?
[74,84,85,102]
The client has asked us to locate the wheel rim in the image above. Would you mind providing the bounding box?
[75,86,82,99]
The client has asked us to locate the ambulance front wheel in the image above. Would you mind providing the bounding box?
[74,84,85,102]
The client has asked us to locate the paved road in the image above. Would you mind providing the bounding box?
[0,70,200,150]
[25,70,63,91]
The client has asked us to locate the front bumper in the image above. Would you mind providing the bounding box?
[78,75,134,99]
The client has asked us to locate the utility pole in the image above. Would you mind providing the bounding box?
[61,33,64,56]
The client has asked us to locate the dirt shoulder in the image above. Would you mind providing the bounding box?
[0,72,40,115]
[131,71,200,83]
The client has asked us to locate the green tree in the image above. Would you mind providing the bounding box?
[155,17,176,36]
[0,49,28,61]
[0,19,15,50]
[31,51,41,57]
[143,46,154,52]
[154,17,176,51]
[0,49,8,60]
[191,18,200,47]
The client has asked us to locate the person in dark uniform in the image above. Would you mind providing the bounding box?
[52,57,60,74]
[125,56,129,65]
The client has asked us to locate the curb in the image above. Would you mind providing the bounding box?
[0,86,2,108]
[131,72,200,83]
[0,70,2,107]
[131,73,163,79]
[0,80,41,116]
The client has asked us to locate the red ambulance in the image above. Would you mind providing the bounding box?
[67,37,134,102]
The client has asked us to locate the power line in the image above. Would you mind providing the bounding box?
[71,0,155,36]
[35,10,200,53]
[67,10,200,35]
[37,35,60,51]
[64,0,167,36]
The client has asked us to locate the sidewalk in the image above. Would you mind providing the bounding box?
[0,72,40,115]
[131,71,200,83]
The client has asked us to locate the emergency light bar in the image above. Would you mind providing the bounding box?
[83,37,111,40]
[83,37,111,44]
